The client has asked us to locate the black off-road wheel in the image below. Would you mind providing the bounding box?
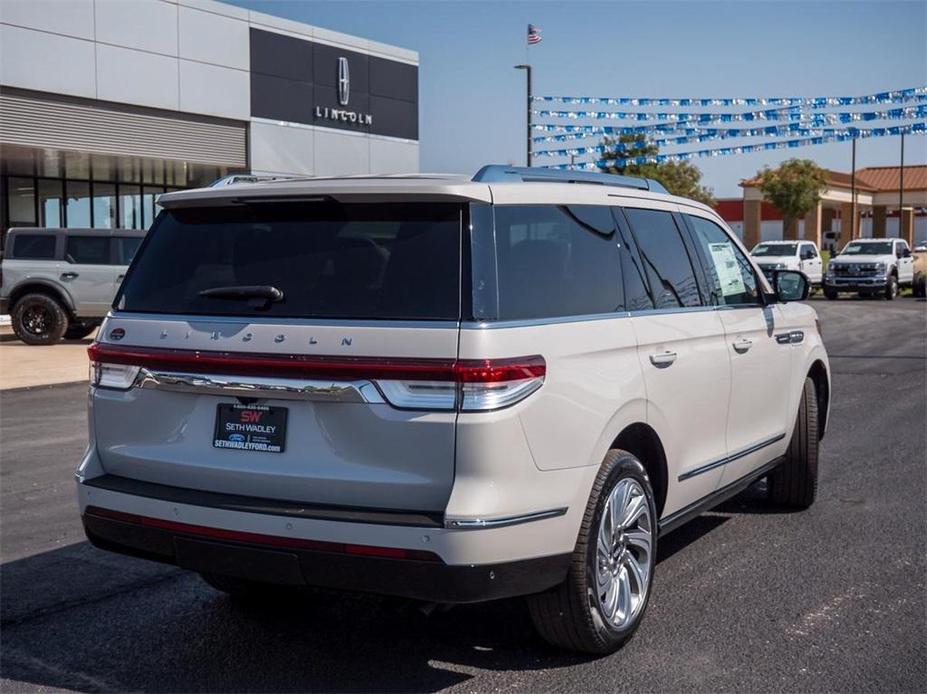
[824,288,838,300]
[527,450,657,654]
[768,377,819,509]
[11,293,69,345]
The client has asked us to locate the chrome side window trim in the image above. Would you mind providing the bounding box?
[445,507,568,529]
[135,369,386,403]
[627,305,716,318]
[464,302,776,329]
[462,312,631,330]
[677,433,786,482]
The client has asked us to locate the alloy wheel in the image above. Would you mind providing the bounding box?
[594,478,653,629]
[22,305,52,336]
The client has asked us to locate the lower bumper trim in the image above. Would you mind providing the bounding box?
[82,509,572,603]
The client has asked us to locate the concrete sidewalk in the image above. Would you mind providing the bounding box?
[0,326,95,390]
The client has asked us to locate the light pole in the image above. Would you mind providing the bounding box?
[514,64,532,167]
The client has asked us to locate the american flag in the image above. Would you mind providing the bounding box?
[528,24,542,45]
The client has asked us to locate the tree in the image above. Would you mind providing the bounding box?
[756,159,828,236]
[649,160,716,207]
[598,134,715,206]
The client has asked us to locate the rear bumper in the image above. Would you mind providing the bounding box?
[82,506,570,603]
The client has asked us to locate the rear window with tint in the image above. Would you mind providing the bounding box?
[117,202,462,320]
[11,234,56,260]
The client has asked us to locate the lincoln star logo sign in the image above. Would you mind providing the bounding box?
[314,56,373,127]
[338,56,350,106]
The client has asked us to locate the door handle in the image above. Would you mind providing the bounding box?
[649,350,677,368]
[732,338,753,354]
[60,272,79,281]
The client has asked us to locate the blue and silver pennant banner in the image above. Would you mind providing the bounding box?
[541,123,927,169]
[533,87,927,108]
[532,104,927,125]
[535,123,927,156]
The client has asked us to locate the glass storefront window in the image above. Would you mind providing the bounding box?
[66,181,92,228]
[142,186,165,228]
[38,179,63,227]
[8,177,36,227]
[119,184,142,229]
[93,183,117,229]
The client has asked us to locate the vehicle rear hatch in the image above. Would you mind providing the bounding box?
[90,197,467,513]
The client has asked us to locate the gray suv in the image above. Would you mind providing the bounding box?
[78,167,829,654]
[1,227,146,344]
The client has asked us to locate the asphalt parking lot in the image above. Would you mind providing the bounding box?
[1,297,925,693]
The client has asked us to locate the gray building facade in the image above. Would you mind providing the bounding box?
[0,0,419,244]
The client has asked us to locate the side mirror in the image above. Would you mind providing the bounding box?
[902,248,912,258]
[773,269,810,303]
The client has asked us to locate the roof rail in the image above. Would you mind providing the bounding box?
[472,165,669,194]
[208,174,298,188]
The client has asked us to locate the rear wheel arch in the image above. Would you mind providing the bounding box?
[807,360,829,441]
[610,423,668,518]
[9,282,75,317]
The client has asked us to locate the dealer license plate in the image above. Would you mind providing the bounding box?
[213,404,287,453]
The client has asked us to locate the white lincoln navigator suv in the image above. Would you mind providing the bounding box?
[77,167,830,655]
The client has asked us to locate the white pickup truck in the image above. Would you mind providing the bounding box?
[824,238,915,300]
[751,241,824,287]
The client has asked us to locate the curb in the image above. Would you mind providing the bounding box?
[1,381,88,394]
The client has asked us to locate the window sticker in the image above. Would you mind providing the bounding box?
[708,242,746,297]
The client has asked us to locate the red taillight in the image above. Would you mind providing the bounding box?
[88,343,546,411]
[85,506,441,562]
[453,356,547,383]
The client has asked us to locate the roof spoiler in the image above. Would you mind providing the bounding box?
[472,165,669,194]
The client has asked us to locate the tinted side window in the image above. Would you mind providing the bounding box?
[66,236,111,265]
[624,208,702,308]
[11,234,56,260]
[616,222,654,311]
[493,205,622,319]
[116,237,143,265]
[685,215,760,306]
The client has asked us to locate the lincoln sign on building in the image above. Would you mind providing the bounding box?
[0,0,419,246]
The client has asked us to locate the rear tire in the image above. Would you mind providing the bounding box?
[527,450,657,654]
[824,288,838,300]
[11,293,69,345]
[64,320,99,340]
[914,275,926,298]
[884,274,898,301]
[768,377,819,509]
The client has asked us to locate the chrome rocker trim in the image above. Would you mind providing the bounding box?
[677,433,786,482]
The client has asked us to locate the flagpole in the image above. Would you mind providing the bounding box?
[514,63,532,167]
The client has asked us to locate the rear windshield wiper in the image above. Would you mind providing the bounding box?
[199,285,284,310]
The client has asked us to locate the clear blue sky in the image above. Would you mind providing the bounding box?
[226,0,926,197]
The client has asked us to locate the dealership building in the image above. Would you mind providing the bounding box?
[0,0,419,246]
[716,165,927,251]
